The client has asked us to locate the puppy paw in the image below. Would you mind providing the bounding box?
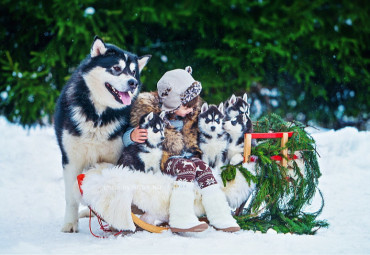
[61,222,79,233]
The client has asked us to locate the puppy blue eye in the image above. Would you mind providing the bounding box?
[231,120,237,125]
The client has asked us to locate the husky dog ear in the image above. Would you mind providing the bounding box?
[218,102,224,115]
[90,36,107,58]
[138,55,151,73]
[201,103,208,113]
[159,111,166,120]
[229,94,237,106]
[145,112,154,123]
[243,93,248,103]
[185,66,192,74]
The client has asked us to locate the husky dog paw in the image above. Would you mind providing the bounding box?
[61,222,79,233]
[230,154,243,165]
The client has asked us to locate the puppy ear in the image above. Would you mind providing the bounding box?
[201,103,208,113]
[185,66,192,74]
[229,94,237,106]
[218,102,224,114]
[243,93,248,103]
[138,55,151,73]
[159,111,166,120]
[145,112,154,123]
[90,36,107,58]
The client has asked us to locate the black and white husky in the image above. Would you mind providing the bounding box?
[117,112,165,173]
[54,36,151,232]
[223,114,253,165]
[224,93,251,120]
[198,103,228,170]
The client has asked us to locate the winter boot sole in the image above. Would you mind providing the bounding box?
[214,226,241,232]
[170,222,209,233]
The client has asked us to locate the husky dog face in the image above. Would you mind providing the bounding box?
[82,36,151,110]
[224,93,250,120]
[139,112,166,146]
[223,114,250,136]
[199,103,225,136]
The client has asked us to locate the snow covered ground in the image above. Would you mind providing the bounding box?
[0,116,369,255]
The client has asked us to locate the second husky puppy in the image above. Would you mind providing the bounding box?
[224,93,251,120]
[118,112,165,173]
[223,114,252,165]
[198,102,228,170]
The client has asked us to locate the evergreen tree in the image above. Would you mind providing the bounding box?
[1,0,369,128]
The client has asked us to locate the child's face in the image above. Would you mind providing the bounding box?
[174,105,193,117]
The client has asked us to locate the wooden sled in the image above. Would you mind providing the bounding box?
[243,131,295,166]
[78,131,297,236]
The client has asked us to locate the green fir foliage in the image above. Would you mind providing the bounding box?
[1,0,369,128]
[222,113,328,234]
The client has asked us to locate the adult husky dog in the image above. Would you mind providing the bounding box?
[117,112,165,173]
[54,36,151,232]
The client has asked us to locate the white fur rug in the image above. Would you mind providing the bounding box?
[77,163,256,231]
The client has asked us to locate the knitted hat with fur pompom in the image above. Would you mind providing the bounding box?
[157,66,202,111]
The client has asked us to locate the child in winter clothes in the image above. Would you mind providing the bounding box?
[123,66,240,233]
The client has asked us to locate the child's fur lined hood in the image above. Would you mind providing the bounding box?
[130,92,202,170]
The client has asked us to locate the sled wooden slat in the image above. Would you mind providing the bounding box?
[247,132,294,139]
[131,213,169,233]
[243,131,294,165]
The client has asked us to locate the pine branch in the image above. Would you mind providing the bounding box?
[221,113,328,234]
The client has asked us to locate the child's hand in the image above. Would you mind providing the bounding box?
[131,126,148,143]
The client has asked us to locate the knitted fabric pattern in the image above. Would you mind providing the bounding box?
[164,157,217,189]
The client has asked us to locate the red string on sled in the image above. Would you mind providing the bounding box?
[78,174,123,238]
[88,206,123,238]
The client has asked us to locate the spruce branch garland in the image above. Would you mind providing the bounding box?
[221,113,328,234]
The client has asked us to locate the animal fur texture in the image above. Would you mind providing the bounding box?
[77,162,256,231]
[223,114,252,165]
[198,102,228,169]
[117,112,165,173]
[224,93,251,120]
[223,93,254,165]
[54,36,151,232]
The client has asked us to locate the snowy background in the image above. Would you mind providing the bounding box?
[0,116,369,255]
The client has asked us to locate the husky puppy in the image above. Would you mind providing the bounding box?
[117,112,165,173]
[54,36,151,232]
[223,114,253,165]
[224,93,251,120]
[198,102,228,170]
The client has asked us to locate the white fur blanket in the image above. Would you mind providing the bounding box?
[76,162,256,231]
